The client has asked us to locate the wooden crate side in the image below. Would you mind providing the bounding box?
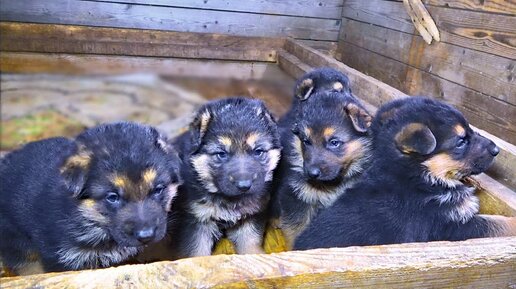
[341,0,515,59]
[0,52,292,82]
[2,237,515,288]
[86,0,344,19]
[0,22,285,62]
[0,0,341,41]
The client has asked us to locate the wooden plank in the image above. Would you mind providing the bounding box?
[0,22,284,62]
[338,41,516,145]
[297,40,338,56]
[284,39,516,189]
[341,0,516,59]
[339,18,516,105]
[0,0,340,41]
[2,237,516,288]
[0,52,291,81]
[475,173,516,216]
[85,0,344,19]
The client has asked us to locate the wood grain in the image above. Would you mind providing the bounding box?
[339,18,516,105]
[341,0,516,59]
[0,52,293,81]
[418,0,515,15]
[338,41,516,145]
[86,0,344,19]
[2,237,515,288]
[0,0,341,41]
[0,22,284,62]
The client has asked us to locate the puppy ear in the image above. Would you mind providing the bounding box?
[189,108,212,152]
[295,78,314,101]
[61,146,91,197]
[395,123,436,155]
[345,102,372,133]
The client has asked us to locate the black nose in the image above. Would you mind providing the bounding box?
[489,145,500,156]
[135,227,155,244]
[235,179,252,191]
[307,167,321,179]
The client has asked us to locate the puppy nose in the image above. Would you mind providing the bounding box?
[235,179,252,192]
[307,167,321,179]
[489,145,500,156]
[135,227,155,244]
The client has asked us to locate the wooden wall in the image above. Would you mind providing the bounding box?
[0,0,343,51]
[336,0,516,144]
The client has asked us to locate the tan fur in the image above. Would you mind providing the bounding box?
[56,244,139,270]
[265,148,281,182]
[190,197,263,224]
[79,199,108,224]
[332,81,343,91]
[164,183,179,211]
[245,133,261,148]
[454,124,466,137]
[323,127,336,138]
[198,111,212,140]
[227,220,264,254]
[61,149,91,172]
[346,103,372,130]
[142,168,157,186]
[16,259,45,276]
[281,207,317,250]
[218,136,232,149]
[191,154,218,193]
[304,127,312,138]
[289,137,304,173]
[480,215,516,237]
[422,153,466,188]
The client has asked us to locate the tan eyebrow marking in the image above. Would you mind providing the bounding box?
[454,124,466,137]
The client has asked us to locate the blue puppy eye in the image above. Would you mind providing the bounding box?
[456,138,468,149]
[253,148,266,157]
[152,184,165,196]
[105,192,120,204]
[329,138,343,148]
[214,151,228,160]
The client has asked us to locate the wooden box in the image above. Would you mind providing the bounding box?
[1,22,515,288]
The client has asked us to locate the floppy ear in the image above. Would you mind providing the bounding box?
[61,146,91,197]
[295,78,314,101]
[395,123,436,155]
[189,108,212,152]
[345,102,372,133]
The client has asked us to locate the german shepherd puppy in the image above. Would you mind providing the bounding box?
[293,67,352,102]
[168,97,281,258]
[0,122,182,274]
[295,97,516,250]
[274,87,372,249]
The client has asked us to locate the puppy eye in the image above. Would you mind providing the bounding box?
[253,148,266,157]
[105,192,120,204]
[328,138,343,148]
[152,184,165,196]
[302,138,311,146]
[214,151,228,161]
[456,138,468,149]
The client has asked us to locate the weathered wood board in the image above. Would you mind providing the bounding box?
[2,237,515,288]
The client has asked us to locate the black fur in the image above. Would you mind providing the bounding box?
[273,88,372,248]
[167,97,282,258]
[295,97,514,250]
[0,122,182,273]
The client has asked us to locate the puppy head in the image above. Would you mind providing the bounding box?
[290,91,372,183]
[294,67,352,101]
[188,97,281,199]
[374,97,499,188]
[60,122,182,247]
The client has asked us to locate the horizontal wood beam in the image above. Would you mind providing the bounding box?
[3,237,515,288]
[0,52,291,81]
[0,22,284,62]
[0,0,341,41]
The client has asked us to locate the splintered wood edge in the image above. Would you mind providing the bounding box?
[282,38,516,193]
[2,237,515,288]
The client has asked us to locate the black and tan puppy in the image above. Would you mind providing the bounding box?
[0,122,182,274]
[293,67,352,102]
[168,97,281,258]
[274,88,372,248]
[295,97,516,250]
